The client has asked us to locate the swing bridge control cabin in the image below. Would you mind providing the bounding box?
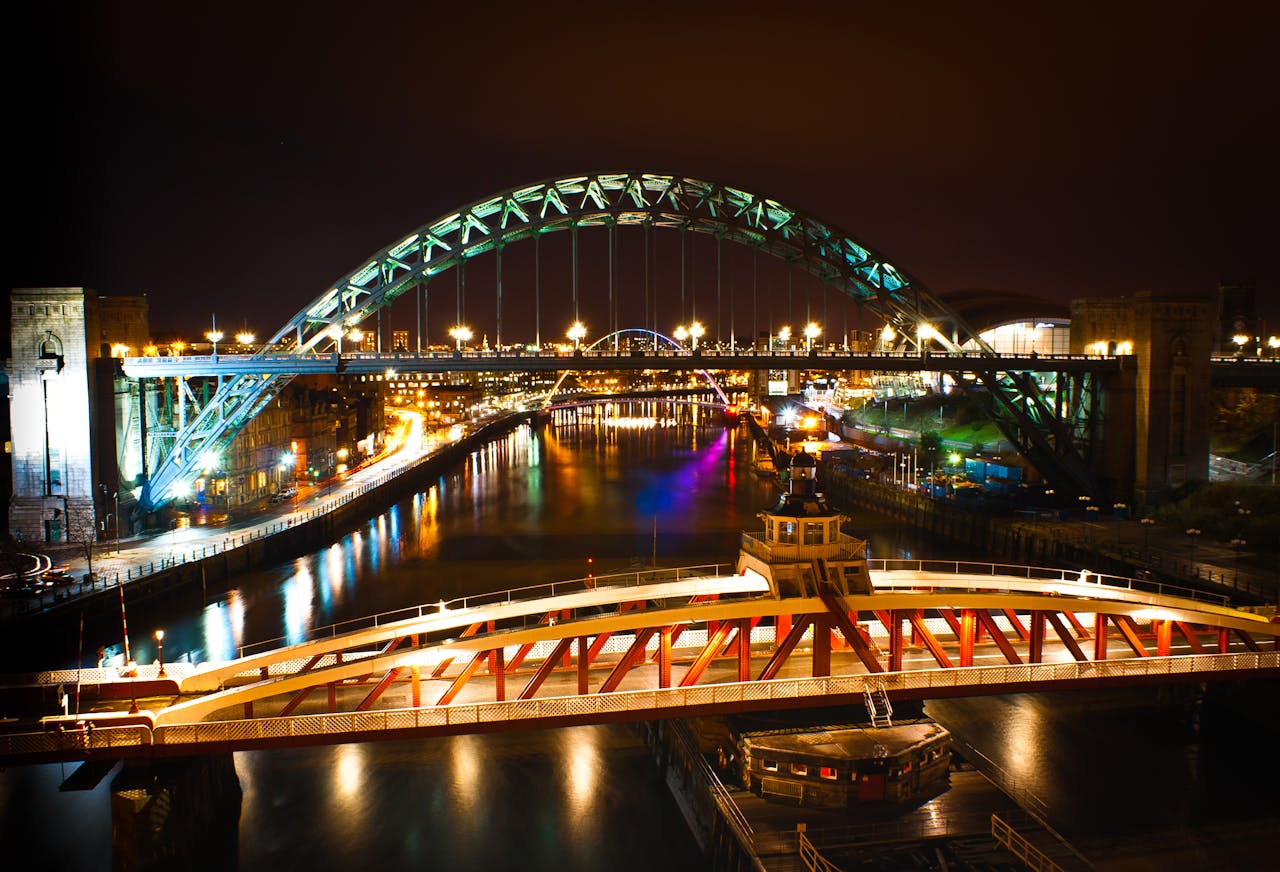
[738,720,952,807]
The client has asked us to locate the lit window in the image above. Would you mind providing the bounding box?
[762,759,778,772]
[820,767,837,781]
[791,763,809,776]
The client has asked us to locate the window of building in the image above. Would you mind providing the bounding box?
[791,762,809,776]
[762,759,778,772]
[819,767,837,781]
[778,521,796,543]
[803,521,824,544]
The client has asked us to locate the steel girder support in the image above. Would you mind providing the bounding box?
[957,367,1099,497]
[357,667,405,711]
[1094,614,1110,660]
[1234,629,1261,652]
[1045,612,1088,662]
[1156,620,1173,657]
[874,610,905,671]
[1174,622,1205,653]
[598,628,659,694]
[518,637,575,700]
[1111,616,1149,657]
[1062,610,1091,639]
[975,610,1022,665]
[437,651,488,706]
[757,616,814,681]
[1029,611,1046,663]
[907,610,954,668]
[431,622,482,678]
[818,591,884,673]
[278,653,327,716]
[678,622,738,688]
[1002,609,1030,642]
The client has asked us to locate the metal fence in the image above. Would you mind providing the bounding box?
[5,650,1275,761]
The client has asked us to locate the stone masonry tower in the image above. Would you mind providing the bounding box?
[1070,292,1212,505]
[8,288,148,544]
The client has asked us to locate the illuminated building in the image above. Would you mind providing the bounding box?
[8,288,148,544]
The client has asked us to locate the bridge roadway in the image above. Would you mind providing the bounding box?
[5,560,1276,765]
[122,349,1122,378]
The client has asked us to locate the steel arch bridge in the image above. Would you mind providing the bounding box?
[142,172,1095,509]
[542,327,732,408]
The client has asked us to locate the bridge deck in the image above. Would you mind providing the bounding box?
[4,563,1277,764]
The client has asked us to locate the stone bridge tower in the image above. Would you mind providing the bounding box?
[1070,292,1212,505]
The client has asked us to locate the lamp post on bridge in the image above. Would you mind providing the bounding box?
[449,325,472,353]
[804,322,821,353]
[567,321,587,352]
[775,325,791,351]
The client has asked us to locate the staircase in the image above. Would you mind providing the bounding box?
[864,682,893,728]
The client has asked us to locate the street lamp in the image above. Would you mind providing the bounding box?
[326,323,345,353]
[449,325,472,352]
[917,323,936,356]
[235,331,255,346]
[206,318,224,357]
[804,322,821,353]
[1269,336,1280,357]
[776,325,791,350]
[155,629,166,677]
[688,321,705,351]
[567,321,587,351]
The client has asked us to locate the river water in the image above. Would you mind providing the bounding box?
[2,406,1277,869]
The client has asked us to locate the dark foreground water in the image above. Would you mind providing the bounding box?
[2,407,1277,869]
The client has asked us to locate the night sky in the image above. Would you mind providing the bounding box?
[11,1,1278,339]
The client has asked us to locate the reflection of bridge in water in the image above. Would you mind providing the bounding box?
[8,559,1276,765]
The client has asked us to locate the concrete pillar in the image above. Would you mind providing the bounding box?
[111,754,241,870]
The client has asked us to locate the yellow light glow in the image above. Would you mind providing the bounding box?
[804,322,821,339]
[1232,334,1249,347]
[110,343,131,358]
[170,340,186,355]
[1116,340,1133,355]
[881,324,896,342]
[206,329,224,343]
[234,331,255,345]
[777,326,792,342]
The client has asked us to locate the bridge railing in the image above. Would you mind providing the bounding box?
[7,650,1275,762]
[868,559,1231,607]
[235,563,736,658]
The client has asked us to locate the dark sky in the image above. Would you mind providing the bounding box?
[11,1,1279,340]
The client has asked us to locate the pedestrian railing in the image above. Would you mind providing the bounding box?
[4,650,1276,762]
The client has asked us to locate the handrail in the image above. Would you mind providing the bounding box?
[235,564,734,657]
[866,559,1231,607]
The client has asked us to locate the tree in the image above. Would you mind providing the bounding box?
[67,506,98,580]
[918,430,943,466]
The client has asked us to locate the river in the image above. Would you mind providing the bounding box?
[2,406,1277,869]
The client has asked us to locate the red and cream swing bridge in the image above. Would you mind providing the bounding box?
[4,453,1277,766]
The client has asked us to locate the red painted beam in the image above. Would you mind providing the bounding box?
[437,650,488,706]
[812,614,831,677]
[432,622,482,678]
[1156,620,1172,657]
[577,636,590,695]
[490,647,506,702]
[1234,629,1261,652]
[1028,611,1046,663]
[357,667,404,711]
[1045,612,1088,662]
[658,628,673,688]
[506,612,556,672]
[818,591,883,673]
[907,610,954,668]
[516,638,576,700]
[1111,615,1149,657]
[279,685,317,717]
[1174,622,1205,654]
[678,622,737,688]
[598,628,658,694]
[737,619,752,682]
[757,616,814,681]
[1002,609,1030,641]
[938,608,963,638]
[1093,614,1109,660]
[958,610,976,668]
[1062,610,1091,640]
[975,610,1022,665]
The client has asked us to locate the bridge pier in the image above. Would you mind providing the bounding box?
[110,754,241,871]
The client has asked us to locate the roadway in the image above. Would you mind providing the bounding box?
[0,408,469,621]
[121,349,1123,377]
